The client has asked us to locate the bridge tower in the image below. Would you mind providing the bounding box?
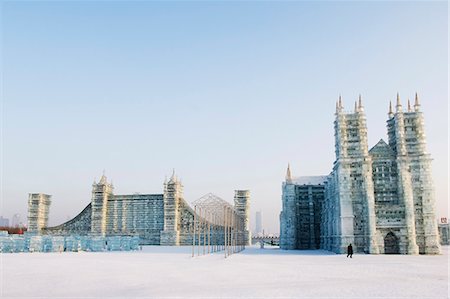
[27,193,51,233]
[160,170,183,245]
[91,174,114,235]
[234,190,251,245]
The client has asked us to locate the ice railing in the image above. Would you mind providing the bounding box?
[190,193,246,258]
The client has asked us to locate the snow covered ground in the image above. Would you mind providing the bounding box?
[1,245,448,298]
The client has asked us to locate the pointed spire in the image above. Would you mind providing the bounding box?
[354,101,357,112]
[388,101,394,117]
[99,171,107,184]
[336,95,343,114]
[169,169,177,182]
[414,92,420,111]
[396,92,402,112]
[286,163,292,183]
[357,94,364,112]
[163,176,168,192]
[407,98,412,112]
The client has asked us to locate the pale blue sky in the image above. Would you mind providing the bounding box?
[1,1,448,233]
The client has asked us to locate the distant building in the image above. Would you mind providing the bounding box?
[255,211,262,236]
[281,94,441,254]
[12,214,21,227]
[0,216,9,227]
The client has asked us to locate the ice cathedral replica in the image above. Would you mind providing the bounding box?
[280,94,441,255]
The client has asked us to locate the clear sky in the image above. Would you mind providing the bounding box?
[1,1,448,234]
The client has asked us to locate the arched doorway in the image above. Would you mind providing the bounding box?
[384,232,400,254]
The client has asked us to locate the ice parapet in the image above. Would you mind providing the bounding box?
[0,232,140,253]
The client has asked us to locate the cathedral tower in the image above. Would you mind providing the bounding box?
[280,164,297,249]
[387,94,440,254]
[333,96,378,253]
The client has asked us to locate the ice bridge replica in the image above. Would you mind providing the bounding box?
[0,171,250,254]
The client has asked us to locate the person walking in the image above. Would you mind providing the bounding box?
[347,243,353,258]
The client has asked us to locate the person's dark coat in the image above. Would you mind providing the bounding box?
[347,244,353,255]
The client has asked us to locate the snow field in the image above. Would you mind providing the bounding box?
[1,245,448,298]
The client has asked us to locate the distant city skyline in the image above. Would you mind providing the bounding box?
[0,213,23,228]
[0,216,9,227]
[2,1,448,234]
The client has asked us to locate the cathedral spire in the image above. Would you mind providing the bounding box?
[336,95,343,114]
[354,101,357,112]
[407,98,412,112]
[414,92,420,111]
[357,94,364,112]
[388,101,394,118]
[99,172,107,184]
[396,93,402,112]
[285,163,292,183]
[170,169,176,182]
